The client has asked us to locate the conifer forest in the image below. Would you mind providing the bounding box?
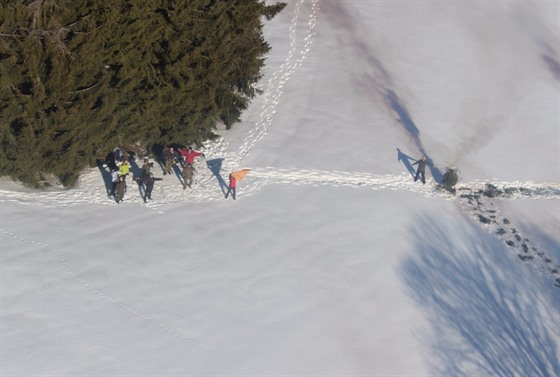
[0,0,286,187]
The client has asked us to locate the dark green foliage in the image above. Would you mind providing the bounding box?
[0,0,286,187]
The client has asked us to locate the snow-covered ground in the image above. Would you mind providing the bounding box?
[1,1,559,375]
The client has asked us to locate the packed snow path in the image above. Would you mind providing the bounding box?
[2,163,559,287]
[1,0,558,290]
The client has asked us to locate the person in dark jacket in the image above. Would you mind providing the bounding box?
[412,156,428,184]
[115,175,127,203]
[163,147,177,175]
[143,173,162,202]
[113,148,124,165]
[110,168,120,197]
[141,159,153,180]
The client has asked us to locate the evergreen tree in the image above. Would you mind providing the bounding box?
[0,0,286,187]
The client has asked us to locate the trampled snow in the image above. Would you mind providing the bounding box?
[1,1,559,375]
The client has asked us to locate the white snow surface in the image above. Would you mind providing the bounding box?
[1,1,559,375]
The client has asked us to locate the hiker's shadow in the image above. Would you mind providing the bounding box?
[397,148,416,177]
[206,158,227,195]
[150,144,167,175]
[397,148,444,183]
[129,156,142,180]
[172,164,184,187]
[128,156,146,198]
[96,159,113,196]
[428,164,443,184]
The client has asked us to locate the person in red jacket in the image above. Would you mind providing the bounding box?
[178,146,205,166]
[225,174,236,200]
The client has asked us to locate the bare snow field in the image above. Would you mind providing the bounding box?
[1,1,559,375]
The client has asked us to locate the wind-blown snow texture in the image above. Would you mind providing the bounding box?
[1,1,559,375]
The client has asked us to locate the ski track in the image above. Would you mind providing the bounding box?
[1,228,194,345]
[1,166,558,209]
[0,1,559,355]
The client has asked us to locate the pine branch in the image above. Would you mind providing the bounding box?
[72,82,101,93]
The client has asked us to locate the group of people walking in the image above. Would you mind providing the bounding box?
[106,146,455,204]
[106,145,240,203]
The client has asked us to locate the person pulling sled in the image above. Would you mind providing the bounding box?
[225,174,237,200]
[225,169,251,200]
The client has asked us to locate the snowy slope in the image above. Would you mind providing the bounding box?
[1,1,559,375]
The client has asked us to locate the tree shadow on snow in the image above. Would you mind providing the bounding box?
[206,158,227,195]
[542,53,560,81]
[541,42,560,82]
[320,2,444,183]
[385,91,443,183]
[400,214,559,377]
